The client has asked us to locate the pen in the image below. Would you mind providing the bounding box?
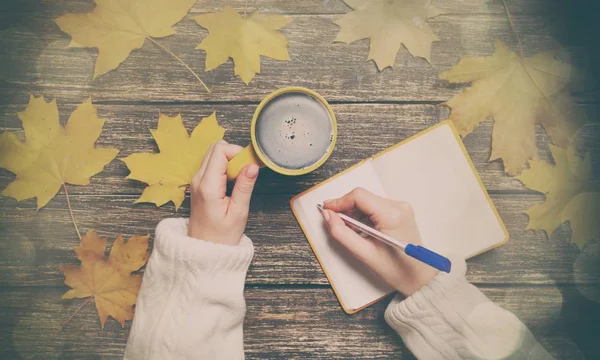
[317,204,451,273]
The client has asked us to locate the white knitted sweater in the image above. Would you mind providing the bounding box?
[124,218,552,360]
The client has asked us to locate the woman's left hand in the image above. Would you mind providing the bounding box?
[188,140,260,245]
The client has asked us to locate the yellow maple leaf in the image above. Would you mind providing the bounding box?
[518,144,600,249]
[0,95,119,209]
[440,40,586,174]
[122,112,225,209]
[55,0,196,79]
[193,6,291,84]
[60,230,150,328]
[334,0,442,70]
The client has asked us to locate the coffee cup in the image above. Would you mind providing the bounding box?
[226,87,337,180]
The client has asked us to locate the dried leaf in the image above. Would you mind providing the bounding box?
[0,95,118,209]
[122,112,225,209]
[55,0,196,78]
[193,6,291,84]
[334,0,442,70]
[518,144,600,249]
[440,40,586,174]
[60,231,150,328]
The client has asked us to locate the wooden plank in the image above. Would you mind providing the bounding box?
[4,103,595,195]
[0,10,581,103]
[0,0,565,17]
[0,193,589,287]
[0,286,593,359]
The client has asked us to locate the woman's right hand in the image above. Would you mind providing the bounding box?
[322,188,438,297]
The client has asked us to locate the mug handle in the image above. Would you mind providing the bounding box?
[227,145,265,181]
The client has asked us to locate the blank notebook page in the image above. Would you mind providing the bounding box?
[291,161,393,311]
[372,123,507,258]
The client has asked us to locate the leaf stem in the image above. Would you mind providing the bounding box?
[63,183,81,241]
[502,0,523,57]
[57,296,92,332]
[147,37,211,93]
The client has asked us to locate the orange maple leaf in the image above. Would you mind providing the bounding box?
[59,231,150,328]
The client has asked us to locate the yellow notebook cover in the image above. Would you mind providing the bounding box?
[290,121,509,314]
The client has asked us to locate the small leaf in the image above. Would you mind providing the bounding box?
[0,95,118,208]
[122,112,225,209]
[518,145,599,249]
[60,231,150,328]
[334,0,442,70]
[193,6,291,84]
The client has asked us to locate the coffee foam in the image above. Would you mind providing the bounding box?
[255,92,334,170]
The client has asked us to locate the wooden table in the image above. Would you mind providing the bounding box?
[1,0,599,358]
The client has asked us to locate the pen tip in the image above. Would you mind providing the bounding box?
[316,204,324,211]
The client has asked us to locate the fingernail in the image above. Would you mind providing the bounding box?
[323,199,332,205]
[247,164,259,179]
[322,209,330,222]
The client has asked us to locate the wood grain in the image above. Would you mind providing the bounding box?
[0,193,589,287]
[0,0,565,16]
[0,286,595,359]
[0,3,586,103]
[1,1,598,359]
[4,103,596,196]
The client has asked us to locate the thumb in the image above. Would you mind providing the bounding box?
[230,164,259,215]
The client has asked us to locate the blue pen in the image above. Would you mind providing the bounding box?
[317,204,451,273]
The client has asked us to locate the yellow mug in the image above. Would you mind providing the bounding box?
[227,87,337,181]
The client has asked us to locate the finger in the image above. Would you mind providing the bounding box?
[229,164,260,216]
[323,187,389,216]
[191,142,217,189]
[201,142,244,196]
[323,210,379,262]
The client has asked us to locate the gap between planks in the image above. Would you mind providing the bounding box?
[1,189,543,201]
[64,100,448,106]
[0,283,580,292]
[8,98,597,107]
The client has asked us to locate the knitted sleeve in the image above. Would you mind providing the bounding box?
[384,259,553,360]
[124,218,254,360]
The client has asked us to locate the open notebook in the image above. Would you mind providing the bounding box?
[290,121,508,313]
